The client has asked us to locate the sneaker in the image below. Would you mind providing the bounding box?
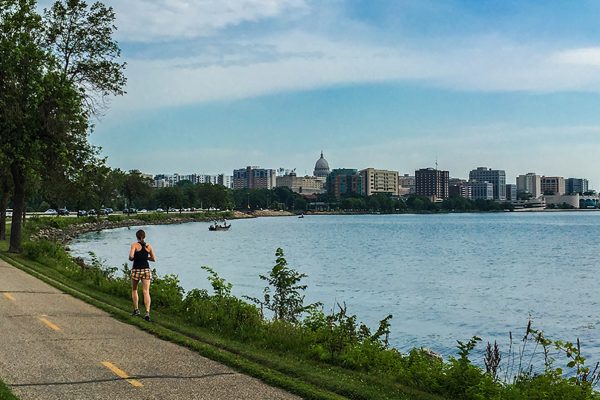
[144,313,150,321]
[132,309,140,316]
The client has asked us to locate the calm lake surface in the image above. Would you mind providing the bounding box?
[69,212,600,359]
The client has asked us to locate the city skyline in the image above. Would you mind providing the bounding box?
[148,154,594,194]
[47,0,600,188]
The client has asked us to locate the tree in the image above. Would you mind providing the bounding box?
[43,0,126,114]
[155,186,184,212]
[1,0,125,252]
[1,0,49,252]
[122,170,152,211]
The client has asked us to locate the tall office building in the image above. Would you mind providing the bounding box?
[565,178,589,195]
[541,176,565,195]
[233,166,277,190]
[360,168,399,196]
[469,181,494,200]
[469,167,506,201]
[516,173,542,199]
[415,168,449,200]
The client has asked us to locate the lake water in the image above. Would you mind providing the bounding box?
[69,212,600,361]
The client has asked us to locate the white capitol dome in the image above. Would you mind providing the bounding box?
[313,151,330,178]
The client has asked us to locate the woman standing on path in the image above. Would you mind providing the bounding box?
[128,229,156,321]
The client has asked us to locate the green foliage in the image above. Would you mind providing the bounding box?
[201,266,232,297]
[151,273,184,310]
[250,248,321,323]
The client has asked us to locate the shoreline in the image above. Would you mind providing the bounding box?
[32,210,295,244]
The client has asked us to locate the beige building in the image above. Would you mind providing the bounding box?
[541,176,565,195]
[516,173,542,198]
[360,168,399,196]
[276,173,326,195]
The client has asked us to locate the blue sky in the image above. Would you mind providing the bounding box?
[65,0,600,186]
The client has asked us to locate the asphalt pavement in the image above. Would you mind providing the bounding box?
[0,259,300,400]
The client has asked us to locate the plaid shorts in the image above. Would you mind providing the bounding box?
[131,268,152,281]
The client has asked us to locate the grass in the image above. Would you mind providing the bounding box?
[0,245,446,400]
[0,379,19,400]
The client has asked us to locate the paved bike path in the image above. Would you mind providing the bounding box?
[0,259,300,400]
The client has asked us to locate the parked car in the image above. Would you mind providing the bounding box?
[168,207,178,212]
[5,209,12,217]
[105,208,113,214]
[87,209,96,216]
[77,210,87,217]
[155,208,164,213]
[138,209,148,213]
[44,209,57,215]
[57,208,70,216]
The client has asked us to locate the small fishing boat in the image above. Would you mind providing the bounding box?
[298,213,305,218]
[209,223,231,231]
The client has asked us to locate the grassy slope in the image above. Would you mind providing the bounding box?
[0,232,446,400]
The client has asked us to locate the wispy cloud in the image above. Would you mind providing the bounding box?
[112,0,308,42]
[553,47,600,67]
[111,29,600,112]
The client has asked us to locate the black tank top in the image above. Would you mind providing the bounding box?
[132,241,150,269]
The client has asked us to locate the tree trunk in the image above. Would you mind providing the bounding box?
[9,164,26,253]
[0,190,8,241]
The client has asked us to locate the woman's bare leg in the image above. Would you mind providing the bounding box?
[131,280,139,310]
[142,279,151,314]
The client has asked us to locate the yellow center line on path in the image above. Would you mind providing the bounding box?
[38,316,61,332]
[3,293,16,302]
[101,361,143,387]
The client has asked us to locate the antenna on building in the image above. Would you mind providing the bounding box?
[435,156,438,171]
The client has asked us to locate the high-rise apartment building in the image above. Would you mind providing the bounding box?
[233,166,277,190]
[360,168,399,196]
[565,178,589,195]
[541,176,565,195]
[415,168,449,200]
[468,167,506,201]
[516,173,542,199]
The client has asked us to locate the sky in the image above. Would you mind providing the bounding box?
[46,0,600,186]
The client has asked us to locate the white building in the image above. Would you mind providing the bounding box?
[516,173,542,199]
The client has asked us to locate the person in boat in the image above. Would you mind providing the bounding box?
[128,229,156,321]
